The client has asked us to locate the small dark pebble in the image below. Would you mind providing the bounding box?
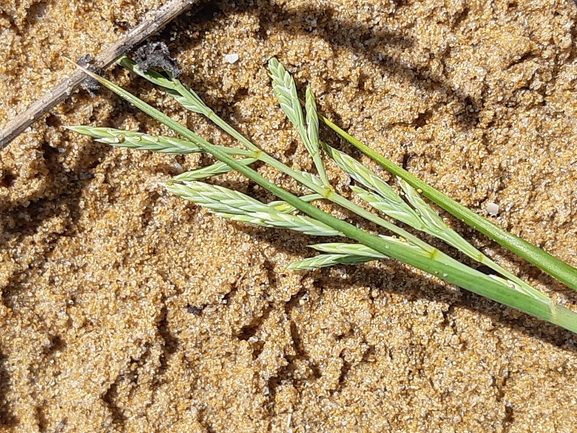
[186,304,203,315]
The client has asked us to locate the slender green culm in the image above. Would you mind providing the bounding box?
[319,115,577,293]
[68,57,577,334]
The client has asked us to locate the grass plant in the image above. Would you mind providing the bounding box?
[68,56,577,333]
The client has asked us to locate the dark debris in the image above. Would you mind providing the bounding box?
[133,41,182,78]
[76,54,103,94]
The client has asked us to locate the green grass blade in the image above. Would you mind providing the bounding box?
[351,186,424,229]
[165,181,272,216]
[288,253,378,270]
[309,242,388,259]
[117,57,210,116]
[67,125,254,158]
[268,58,307,137]
[268,58,329,186]
[172,158,257,181]
[66,126,202,154]
[268,193,324,213]
[226,213,340,236]
[325,144,424,228]
[305,86,329,186]
[166,180,341,237]
[305,87,320,154]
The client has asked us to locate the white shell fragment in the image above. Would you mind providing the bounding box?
[486,202,500,216]
[225,53,239,64]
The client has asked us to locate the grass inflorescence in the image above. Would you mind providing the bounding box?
[68,56,577,333]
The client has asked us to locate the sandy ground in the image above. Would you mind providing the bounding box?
[2,0,577,431]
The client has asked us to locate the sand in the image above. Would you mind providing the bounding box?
[2,0,577,431]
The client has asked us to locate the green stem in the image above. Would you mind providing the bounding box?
[321,115,577,293]
[76,65,577,333]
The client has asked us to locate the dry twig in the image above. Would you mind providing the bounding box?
[0,0,200,150]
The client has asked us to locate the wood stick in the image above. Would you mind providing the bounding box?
[0,0,200,150]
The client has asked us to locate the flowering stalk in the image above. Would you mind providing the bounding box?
[67,57,577,333]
